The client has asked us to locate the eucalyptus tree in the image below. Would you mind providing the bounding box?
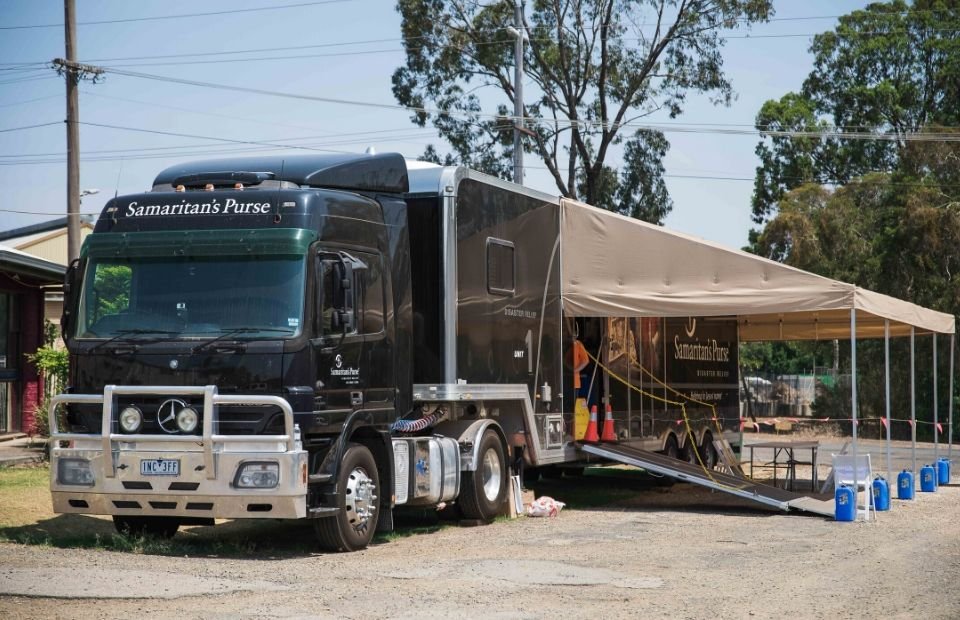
[393,0,772,223]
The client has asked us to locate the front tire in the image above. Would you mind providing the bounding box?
[314,443,380,552]
[459,429,507,522]
[112,516,180,538]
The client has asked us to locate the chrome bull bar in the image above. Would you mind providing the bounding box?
[49,385,296,480]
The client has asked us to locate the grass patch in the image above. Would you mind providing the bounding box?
[0,464,48,491]
[375,524,446,544]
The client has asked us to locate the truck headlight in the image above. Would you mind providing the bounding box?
[119,406,143,433]
[234,462,279,489]
[57,458,95,486]
[176,406,199,433]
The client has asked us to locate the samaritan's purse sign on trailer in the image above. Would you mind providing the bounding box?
[605,316,739,419]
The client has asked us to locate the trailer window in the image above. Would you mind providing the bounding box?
[486,238,515,296]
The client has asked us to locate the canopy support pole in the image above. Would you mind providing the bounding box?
[934,334,939,464]
[950,333,955,463]
[911,327,917,477]
[850,309,859,516]
[885,320,892,484]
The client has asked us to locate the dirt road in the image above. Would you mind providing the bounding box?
[1,469,958,619]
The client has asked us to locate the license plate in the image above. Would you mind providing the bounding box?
[140,459,180,476]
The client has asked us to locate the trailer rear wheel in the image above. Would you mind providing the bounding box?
[314,443,380,552]
[700,433,719,470]
[663,435,679,460]
[112,516,180,539]
[459,430,507,522]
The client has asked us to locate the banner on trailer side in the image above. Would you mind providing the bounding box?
[604,316,739,442]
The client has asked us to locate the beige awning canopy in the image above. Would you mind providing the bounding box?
[560,199,955,340]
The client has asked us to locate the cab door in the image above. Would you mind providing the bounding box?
[312,249,393,429]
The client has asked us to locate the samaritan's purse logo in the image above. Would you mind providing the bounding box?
[157,398,187,434]
[684,317,697,339]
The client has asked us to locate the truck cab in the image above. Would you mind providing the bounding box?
[53,153,420,550]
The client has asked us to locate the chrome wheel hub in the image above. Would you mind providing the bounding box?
[345,466,377,532]
[481,448,502,502]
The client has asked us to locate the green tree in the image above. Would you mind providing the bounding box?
[394,0,773,223]
[751,152,960,436]
[751,0,960,224]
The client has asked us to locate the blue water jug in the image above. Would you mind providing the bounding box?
[835,485,856,521]
[936,458,951,485]
[920,464,937,492]
[897,469,914,500]
[872,476,890,511]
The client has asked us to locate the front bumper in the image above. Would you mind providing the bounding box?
[50,385,308,520]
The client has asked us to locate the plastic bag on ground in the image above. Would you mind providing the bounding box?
[525,496,565,517]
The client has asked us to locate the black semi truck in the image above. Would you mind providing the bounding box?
[49,153,738,550]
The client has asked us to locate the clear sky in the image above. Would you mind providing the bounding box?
[0,0,870,249]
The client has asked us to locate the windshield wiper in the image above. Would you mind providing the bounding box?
[191,327,294,353]
[89,329,180,353]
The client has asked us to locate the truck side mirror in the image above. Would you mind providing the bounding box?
[338,309,354,332]
[61,259,80,340]
[314,253,356,343]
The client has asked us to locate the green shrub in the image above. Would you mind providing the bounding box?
[25,322,69,439]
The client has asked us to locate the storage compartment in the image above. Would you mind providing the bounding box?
[392,436,460,506]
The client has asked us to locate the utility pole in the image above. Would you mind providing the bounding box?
[510,1,524,185]
[64,0,80,262]
[57,0,103,262]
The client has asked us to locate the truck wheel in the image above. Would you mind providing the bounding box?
[314,443,380,552]
[663,435,679,460]
[112,515,180,538]
[459,430,507,522]
[700,433,718,469]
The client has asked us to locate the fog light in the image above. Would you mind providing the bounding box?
[119,406,143,433]
[234,462,279,489]
[57,458,95,486]
[176,406,199,433]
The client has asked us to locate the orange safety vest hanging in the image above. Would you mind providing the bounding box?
[572,339,589,390]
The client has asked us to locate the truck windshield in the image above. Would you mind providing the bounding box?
[75,255,306,339]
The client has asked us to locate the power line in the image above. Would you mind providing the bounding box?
[0,0,351,31]
[0,131,439,165]
[73,121,364,153]
[82,37,406,63]
[79,77,959,137]
[90,65,960,143]
[80,89,435,137]
[101,47,407,68]
[64,27,960,69]
[0,121,61,134]
[0,94,61,109]
[4,20,955,70]
[0,73,57,86]
[0,125,439,158]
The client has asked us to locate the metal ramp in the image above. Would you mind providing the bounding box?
[580,443,834,517]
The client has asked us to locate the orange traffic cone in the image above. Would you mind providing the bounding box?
[601,404,617,442]
[583,405,599,443]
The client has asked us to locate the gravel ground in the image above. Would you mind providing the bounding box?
[1,471,958,619]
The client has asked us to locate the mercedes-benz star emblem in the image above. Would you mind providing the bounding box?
[157,398,187,434]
